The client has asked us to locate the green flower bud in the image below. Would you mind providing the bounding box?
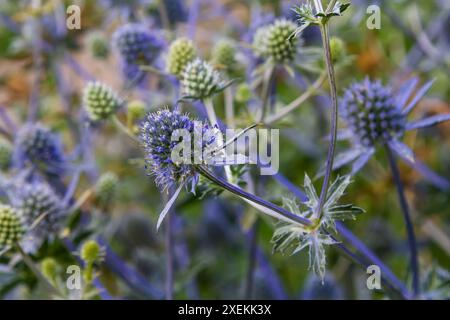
[212,40,236,71]
[80,240,104,264]
[87,31,110,59]
[253,19,298,63]
[95,172,118,206]
[83,82,122,121]
[166,37,196,78]
[0,204,24,249]
[127,100,147,120]
[181,58,224,99]
[330,37,346,63]
[235,83,252,103]
[41,258,58,283]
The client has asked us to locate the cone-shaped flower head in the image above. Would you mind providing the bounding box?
[253,19,298,63]
[83,81,122,121]
[140,109,196,191]
[16,182,66,240]
[340,78,406,147]
[95,172,118,206]
[14,123,66,172]
[113,23,163,81]
[166,37,196,78]
[87,31,110,59]
[181,58,224,99]
[0,204,24,249]
[81,240,105,263]
[211,40,236,71]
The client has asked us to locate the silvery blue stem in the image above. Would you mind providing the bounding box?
[316,21,338,218]
[385,144,420,297]
[187,0,201,39]
[197,166,313,227]
[165,204,174,300]
[65,54,95,81]
[27,19,43,123]
[335,222,411,299]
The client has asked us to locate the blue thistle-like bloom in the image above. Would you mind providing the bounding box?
[340,78,406,148]
[16,182,66,241]
[140,108,220,192]
[334,77,450,189]
[13,123,66,174]
[112,23,164,82]
[140,108,197,191]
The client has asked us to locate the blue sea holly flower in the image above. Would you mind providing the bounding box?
[112,23,164,83]
[140,108,226,229]
[13,123,67,175]
[272,174,364,281]
[333,77,450,189]
[14,182,66,245]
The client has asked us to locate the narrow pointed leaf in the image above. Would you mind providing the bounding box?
[156,183,184,230]
[396,77,418,109]
[406,114,450,131]
[388,139,415,163]
[403,80,434,115]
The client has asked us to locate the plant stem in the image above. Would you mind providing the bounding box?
[224,87,235,127]
[385,144,420,297]
[258,65,275,123]
[158,0,171,30]
[112,115,140,144]
[165,207,174,300]
[203,98,219,126]
[16,244,61,297]
[244,221,259,299]
[196,165,312,226]
[316,21,339,219]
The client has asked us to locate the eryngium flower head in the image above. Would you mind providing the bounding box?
[0,141,12,171]
[253,19,298,63]
[14,123,66,173]
[80,240,105,263]
[87,31,110,59]
[212,40,236,71]
[166,38,196,78]
[140,109,196,191]
[340,78,406,147]
[83,81,122,121]
[181,58,224,99]
[95,172,118,206]
[17,182,66,240]
[0,204,24,248]
[113,23,163,80]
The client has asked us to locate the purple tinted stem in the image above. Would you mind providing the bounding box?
[385,144,420,297]
[316,23,338,218]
